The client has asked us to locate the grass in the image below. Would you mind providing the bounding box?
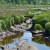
[33,10,50,22]
[33,10,50,34]
[0,15,26,31]
[0,4,50,32]
[0,4,50,16]
[0,4,50,9]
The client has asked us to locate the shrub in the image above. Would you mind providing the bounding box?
[45,22,50,34]
[11,15,20,24]
[33,18,48,28]
[10,17,14,25]
[0,16,15,30]
[37,18,48,28]
[34,24,43,30]
[0,16,6,20]
[15,16,21,24]
[5,19,12,30]
[33,11,50,28]
[25,12,34,18]
[0,23,2,31]
[19,15,25,23]
[12,15,25,24]
[1,20,6,30]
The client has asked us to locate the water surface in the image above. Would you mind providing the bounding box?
[0,31,50,50]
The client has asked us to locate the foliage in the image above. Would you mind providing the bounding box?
[33,11,50,28]
[0,22,2,31]
[10,17,14,25]
[45,22,50,34]
[0,0,50,5]
[0,20,6,31]
[45,22,50,30]
[0,14,26,31]
[34,24,43,30]
[25,12,34,18]
[12,15,25,24]
[1,20,6,30]
[5,19,12,30]
[11,15,20,24]
[19,15,25,23]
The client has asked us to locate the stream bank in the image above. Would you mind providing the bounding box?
[0,18,33,41]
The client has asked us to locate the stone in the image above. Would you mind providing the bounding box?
[26,18,32,24]
[16,39,38,50]
[32,30,45,34]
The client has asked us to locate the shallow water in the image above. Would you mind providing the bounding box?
[0,31,50,50]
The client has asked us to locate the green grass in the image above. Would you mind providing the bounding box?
[33,11,50,27]
[0,15,26,31]
[33,10,50,34]
[0,4,50,9]
[45,22,50,34]
[0,4,50,32]
[34,24,43,30]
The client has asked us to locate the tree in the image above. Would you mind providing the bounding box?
[42,0,48,4]
[26,0,31,4]
[0,0,49,4]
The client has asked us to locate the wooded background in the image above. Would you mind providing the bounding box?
[0,0,50,5]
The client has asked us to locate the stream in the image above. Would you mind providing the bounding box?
[0,31,50,50]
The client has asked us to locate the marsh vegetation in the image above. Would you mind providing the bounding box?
[0,0,50,50]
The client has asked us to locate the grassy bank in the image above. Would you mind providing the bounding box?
[0,5,50,34]
[33,10,50,34]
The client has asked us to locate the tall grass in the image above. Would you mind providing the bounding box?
[33,11,50,28]
[0,15,26,31]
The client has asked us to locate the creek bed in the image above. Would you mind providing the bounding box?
[0,31,50,50]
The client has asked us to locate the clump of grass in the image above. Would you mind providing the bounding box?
[25,11,34,18]
[0,14,26,31]
[32,10,50,34]
[0,23,2,31]
[11,15,25,24]
[33,11,50,28]
[1,20,6,30]
[45,22,50,34]
[34,24,43,30]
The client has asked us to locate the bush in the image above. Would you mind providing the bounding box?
[5,19,12,30]
[0,16,6,20]
[11,15,20,24]
[45,22,50,34]
[25,12,34,18]
[33,11,50,28]
[0,20,7,31]
[10,17,14,25]
[1,20,6,30]
[0,23,2,31]
[12,15,25,24]
[34,24,43,30]
[15,16,21,24]
[33,18,48,28]
[19,15,25,23]
[0,15,26,31]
